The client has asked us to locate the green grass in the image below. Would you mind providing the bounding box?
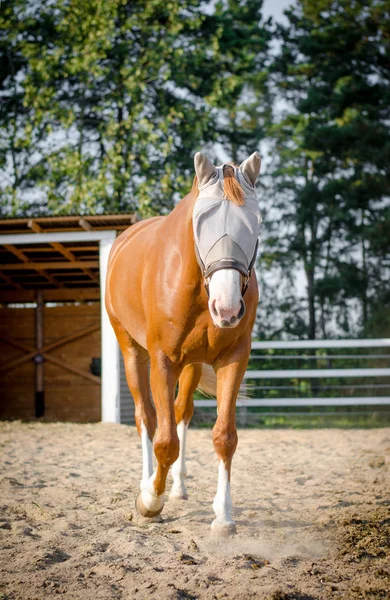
[191,407,390,429]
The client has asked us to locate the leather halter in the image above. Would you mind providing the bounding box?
[195,238,258,298]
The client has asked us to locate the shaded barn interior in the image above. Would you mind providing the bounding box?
[0,215,136,423]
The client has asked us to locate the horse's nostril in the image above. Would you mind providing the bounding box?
[210,300,218,317]
[238,299,246,319]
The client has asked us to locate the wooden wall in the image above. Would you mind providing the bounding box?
[0,307,35,419]
[0,303,101,422]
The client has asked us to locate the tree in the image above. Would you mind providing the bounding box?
[0,0,272,217]
[261,0,390,339]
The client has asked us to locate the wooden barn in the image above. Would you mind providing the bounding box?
[0,215,137,424]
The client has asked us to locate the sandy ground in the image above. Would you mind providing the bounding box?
[0,422,389,600]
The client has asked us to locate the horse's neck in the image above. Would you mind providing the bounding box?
[165,192,201,282]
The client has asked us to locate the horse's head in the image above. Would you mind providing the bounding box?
[192,152,262,329]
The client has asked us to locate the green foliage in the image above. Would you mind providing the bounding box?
[0,0,271,217]
[259,0,390,339]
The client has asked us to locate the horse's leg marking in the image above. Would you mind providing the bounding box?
[170,420,188,499]
[111,323,156,498]
[136,351,179,517]
[211,460,235,532]
[211,346,250,534]
[140,420,154,491]
[169,363,201,500]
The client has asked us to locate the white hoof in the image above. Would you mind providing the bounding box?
[136,489,165,518]
[211,519,236,537]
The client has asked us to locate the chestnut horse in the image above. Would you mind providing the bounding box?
[106,152,261,534]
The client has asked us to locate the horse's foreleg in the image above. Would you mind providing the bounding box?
[170,363,202,500]
[114,325,156,491]
[136,351,179,518]
[211,348,249,535]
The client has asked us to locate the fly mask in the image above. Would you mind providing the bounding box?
[192,152,262,298]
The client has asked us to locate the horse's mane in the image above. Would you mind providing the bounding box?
[191,163,245,206]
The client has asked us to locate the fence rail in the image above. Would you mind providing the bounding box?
[194,339,390,409]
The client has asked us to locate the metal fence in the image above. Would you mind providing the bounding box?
[194,339,390,410]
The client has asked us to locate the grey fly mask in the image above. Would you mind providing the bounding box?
[192,154,262,297]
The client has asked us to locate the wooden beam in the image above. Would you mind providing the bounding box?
[50,242,99,283]
[35,290,45,417]
[25,221,98,284]
[0,350,37,373]
[1,213,136,225]
[0,245,99,253]
[44,354,100,385]
[0,230,117,245]
[0,288,100,303]
[4,244,29,262]
[0,272,23,290]
[27,219,41,233]
[99,237,120,422]
[1,261,99,270]
[4,243,63,288]
[79,218,92,231]
[0,323,100,374]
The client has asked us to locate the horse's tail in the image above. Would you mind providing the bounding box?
[197,363,251,400]
[197,364,217,397]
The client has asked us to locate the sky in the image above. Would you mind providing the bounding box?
[262,0,291,23]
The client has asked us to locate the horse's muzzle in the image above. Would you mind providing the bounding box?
[212,298,246,328]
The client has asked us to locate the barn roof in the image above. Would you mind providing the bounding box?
[0,214,138,304]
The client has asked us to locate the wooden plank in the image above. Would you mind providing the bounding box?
[43,353,101,385]
[27,219,41,233]
[0,307,35,416]
[0,288,100,303]
[44,323,100,353]
[4,244,29,262]
[194,397,390,408]
[0,303,101,422]
[3,243,63,288]
[35,290,44,417]
[251,339,390,349]
[244,368,390,379]
[44,406,101,422]
[0,323,100,373]
[0,336,32,353]
[0,271,24,290]
[0,245,98,253]
[27,220,98,285]
[50,242,99,283]
[0,350,35,373]
[79,218,92,231]
[1,260,99,270]
[0,213,136,225]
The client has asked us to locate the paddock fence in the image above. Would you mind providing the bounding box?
[193,339,390,426]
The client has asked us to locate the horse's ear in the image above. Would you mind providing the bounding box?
[194,152,217,188]
[239,152,261,187]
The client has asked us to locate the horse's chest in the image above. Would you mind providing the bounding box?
[163,319,238,366]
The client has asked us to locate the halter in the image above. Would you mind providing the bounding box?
[192,164,261,297]
[195,238,258,297]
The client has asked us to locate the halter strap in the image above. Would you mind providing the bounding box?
[196,239,258,298]
[216,164,240,185]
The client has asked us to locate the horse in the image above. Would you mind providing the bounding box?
[106,152,261,535]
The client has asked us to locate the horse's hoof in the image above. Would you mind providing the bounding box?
[210,520,237,537]
[169,490,188,501]
[135,493,164,518]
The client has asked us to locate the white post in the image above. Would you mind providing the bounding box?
[99,235,120,423]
